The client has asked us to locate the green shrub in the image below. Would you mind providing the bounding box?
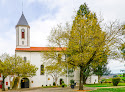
[100,79,105,83]
[70,79,74,85]
[61,80,64,84]
[122,77,125,83]
[112,77,120,86]
[53,82,56,86]
[123,73,125,77]
[62,83,65,87]
[104,81,108,83]
[105,81,112,83]
[108,81,112,83]
[61,81,65,87]
[113,75,118,78]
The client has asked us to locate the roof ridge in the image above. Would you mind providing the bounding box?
[15,47,66,52]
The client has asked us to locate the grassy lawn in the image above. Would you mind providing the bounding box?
[89,87,125,92]
[84,83,125,87]
[104,77,124,83]
[105,78,112,82]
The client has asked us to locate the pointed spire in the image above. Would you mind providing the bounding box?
[16,13,29,26]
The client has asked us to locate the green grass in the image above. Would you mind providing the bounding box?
[105,78,112,82]
[84,83,125,87]
[118,74,123,77]
[84,83,112,87]
[102,77,125,83]
[89,87,125,92]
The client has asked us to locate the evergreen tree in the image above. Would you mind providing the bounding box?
[93,63,111,82]
[93,52,111,82]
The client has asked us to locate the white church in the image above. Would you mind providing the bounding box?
[1,13,98,89]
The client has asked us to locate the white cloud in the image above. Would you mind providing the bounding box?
[108,59,125,73]
[0,17,15,55]
[0,18,9,30]
[30,15,57,47]
[0,0,6,6]
[29,0,76,47]
[0,27,15,55]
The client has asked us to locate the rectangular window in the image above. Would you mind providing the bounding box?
[40,65,44,75]
[22,32,24,38]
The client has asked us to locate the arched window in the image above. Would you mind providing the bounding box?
[21,29,25,39]
[40,65,44,75]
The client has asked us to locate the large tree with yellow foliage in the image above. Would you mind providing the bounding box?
[66,3,123,90]
[67,13,106,90]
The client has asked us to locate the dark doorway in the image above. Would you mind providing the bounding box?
[21,78,29,88]
[60,79,63,85]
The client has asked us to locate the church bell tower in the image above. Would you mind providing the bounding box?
[16,13,30,48]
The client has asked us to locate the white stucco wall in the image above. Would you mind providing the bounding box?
[16,51,46,87]
[4,76,10,89]
[86,75,98,84]
[15,51,98,88]
[0,75,11,90]
[15,51,75,87]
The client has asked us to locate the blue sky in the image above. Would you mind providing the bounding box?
[0,0,125,74]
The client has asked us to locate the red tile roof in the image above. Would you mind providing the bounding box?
[15,47,66,52]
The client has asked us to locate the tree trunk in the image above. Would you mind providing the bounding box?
[83,68,88,85]
[2,76,5,91]
[79,66,83,90]
[83,75,86,84]
[55,77,57,86]
[98,75,100,83]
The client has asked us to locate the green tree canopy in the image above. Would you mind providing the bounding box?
[45,62,66,86]
[0,53,38,90]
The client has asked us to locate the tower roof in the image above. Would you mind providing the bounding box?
[16,13,29,26]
